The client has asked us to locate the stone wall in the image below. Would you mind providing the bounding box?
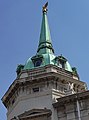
[53,91,89,120]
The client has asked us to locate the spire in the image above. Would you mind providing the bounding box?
[37,2,54,54]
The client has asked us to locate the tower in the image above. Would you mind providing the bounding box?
[2,3,89,120]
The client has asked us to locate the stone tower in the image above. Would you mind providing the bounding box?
[2,3,89,120]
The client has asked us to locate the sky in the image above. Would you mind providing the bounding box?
[0,0,89,119]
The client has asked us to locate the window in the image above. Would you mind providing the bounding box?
[34,59,42,67]
[60,61,65,68]
[33,87,39,93]
[12,99,15,105]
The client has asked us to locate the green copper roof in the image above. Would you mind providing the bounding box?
[37,10,54,54]
[21,3,74,74]
[24,53,73,72]
[24,53,56,70]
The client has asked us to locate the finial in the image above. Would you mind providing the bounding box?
[43,2,48,12]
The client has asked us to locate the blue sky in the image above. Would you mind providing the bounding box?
[0,0,89,119]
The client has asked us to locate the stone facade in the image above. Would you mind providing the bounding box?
[53,91,89,120]
[2,65,88,120]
